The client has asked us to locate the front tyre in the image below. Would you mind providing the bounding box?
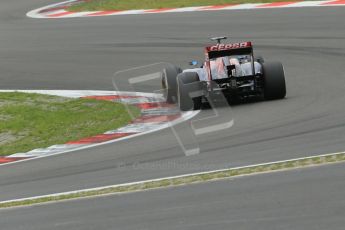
[262,62,286,100]
[161,64,182,103]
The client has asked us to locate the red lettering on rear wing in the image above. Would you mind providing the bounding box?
[205,42,252,52]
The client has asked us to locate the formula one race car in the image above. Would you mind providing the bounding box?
[161,37,286,111]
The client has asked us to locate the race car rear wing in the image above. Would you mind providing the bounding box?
[203,41,255,81]
[205,42,253,59]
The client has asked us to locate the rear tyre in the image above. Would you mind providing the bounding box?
[177,72,202,111]
[161,64,182,103]
[262,62,286,100]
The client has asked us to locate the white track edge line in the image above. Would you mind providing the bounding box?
[1,151,344,204]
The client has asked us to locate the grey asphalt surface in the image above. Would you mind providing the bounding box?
[0,0,345,204]
[1,162,344,230]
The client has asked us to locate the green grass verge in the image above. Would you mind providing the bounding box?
[0,92,140,156]
[1,152,344,209]
[68,0,297,11]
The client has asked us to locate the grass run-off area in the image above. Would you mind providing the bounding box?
[68,0,294,11]
[0,92,140,156]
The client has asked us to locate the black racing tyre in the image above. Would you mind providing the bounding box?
[177,72,202,111]
[161,64,182,103]
[262,62,286,100]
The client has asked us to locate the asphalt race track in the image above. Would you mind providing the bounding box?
[0,0,345,226]
[1,162,345,230]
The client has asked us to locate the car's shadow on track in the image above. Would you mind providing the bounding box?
[200,96,266,110]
